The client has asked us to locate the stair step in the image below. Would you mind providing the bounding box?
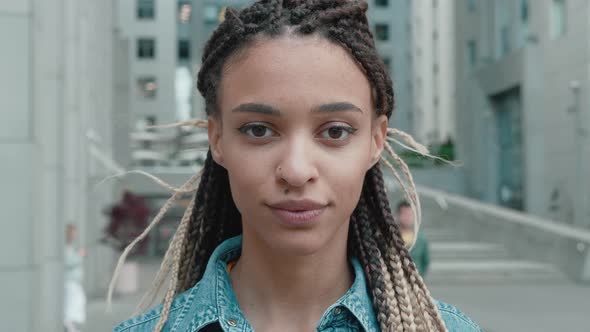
[420,229,461,242]
[430,242,510,260]
[426,260,566,284]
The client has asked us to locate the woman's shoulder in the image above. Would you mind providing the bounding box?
[113,237,241,331]
[112,285,206,332]
[435,300,483,332]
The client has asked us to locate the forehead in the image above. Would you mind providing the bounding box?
[218,35,373,112]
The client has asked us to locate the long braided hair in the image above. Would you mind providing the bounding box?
[108,1,448,331]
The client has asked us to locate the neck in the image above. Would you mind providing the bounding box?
[230,227,353,331]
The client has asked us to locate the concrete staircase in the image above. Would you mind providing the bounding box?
[422,228,567,285]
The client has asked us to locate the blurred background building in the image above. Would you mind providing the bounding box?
[0,1,120,331]
[1,0,589,331]
[367,0,590,229]
[368,0,457,147]
[410,0,457,145]
[367,0,414,136]
[454,0,590,227]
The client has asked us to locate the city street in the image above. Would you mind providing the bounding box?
[4,0,590,330]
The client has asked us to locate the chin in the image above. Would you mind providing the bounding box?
[268,231,331,256]
[258,221,348,258]
[242,209,350,257]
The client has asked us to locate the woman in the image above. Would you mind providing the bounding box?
[64,224,86,332]
[112,1,482,331]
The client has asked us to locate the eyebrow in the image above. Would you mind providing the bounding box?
[312,102,363,114]
[232,103,281,115]
[231,102,363,115]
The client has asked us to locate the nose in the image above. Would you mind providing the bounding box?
[276,136,318,188]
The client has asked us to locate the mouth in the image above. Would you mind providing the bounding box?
[266,199,328,226]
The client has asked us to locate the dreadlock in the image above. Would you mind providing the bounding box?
[108,1,448,331]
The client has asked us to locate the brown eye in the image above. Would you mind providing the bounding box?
[328,127,345,139]
[251,125,267,137]
[319,125,356,140]
[239,123,276,138]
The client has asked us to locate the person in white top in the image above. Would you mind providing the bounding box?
[64,224,86,332]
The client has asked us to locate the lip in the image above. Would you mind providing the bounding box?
[267,199,328,226]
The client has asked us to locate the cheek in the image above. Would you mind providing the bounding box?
[321,147,370,212]
[333,165,366,204]
[221,141,273,214]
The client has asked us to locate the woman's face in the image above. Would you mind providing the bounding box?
[209,35,388,255]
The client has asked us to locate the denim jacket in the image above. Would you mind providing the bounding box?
[114,236,482,332]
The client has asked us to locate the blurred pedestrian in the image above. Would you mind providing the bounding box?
[64,224,86,332]
[397,200,431,277]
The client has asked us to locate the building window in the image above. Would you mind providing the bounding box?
[137,77,157,98]
[375,23,389,41]
[178,40,190,61]
[375,0,389,7]
[467,40,477,68]
[146,115,157,126]
[520,0,529,23]
[382,57,391,72]
[137,38,155,59]
[137,0,155,19]
[204,5,220,24]
[501,26,511,55]
[467,0,477,12]
[178,2,192,24]
[550,0,566,39]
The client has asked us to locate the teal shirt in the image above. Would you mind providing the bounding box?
[410,232,430,277]
[114,236,482,331]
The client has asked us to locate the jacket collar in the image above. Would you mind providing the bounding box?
[171,235,378,332]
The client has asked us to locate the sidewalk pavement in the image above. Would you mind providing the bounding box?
[430,283,590,332]
[87,291,144,332]
[86,260,161,332]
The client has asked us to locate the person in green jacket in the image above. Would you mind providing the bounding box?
[397,200,431,277]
